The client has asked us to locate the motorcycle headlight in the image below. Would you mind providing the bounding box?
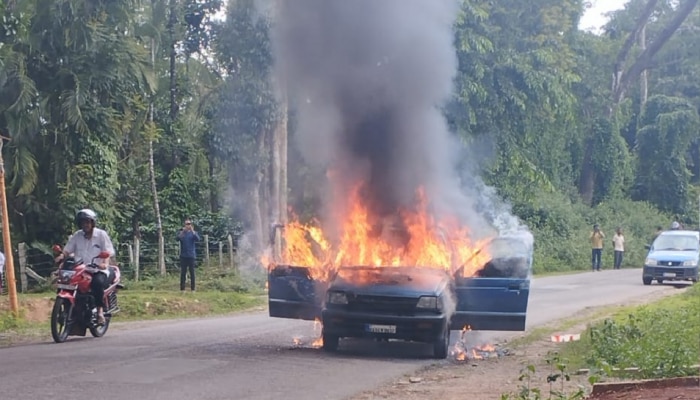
[58,270,75,283]
[327,291,348,305]
[683,260,698,267]
[416,296,440,310]
[645,258,658,266]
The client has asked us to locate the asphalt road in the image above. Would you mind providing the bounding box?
[0,268,687,400]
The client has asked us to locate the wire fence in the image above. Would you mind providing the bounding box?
[0,234,240,294]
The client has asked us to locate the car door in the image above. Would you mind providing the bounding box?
[450,235,532,331]
[450,276,530,331]
[268,264,327,321]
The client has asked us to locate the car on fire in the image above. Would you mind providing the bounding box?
[643,230,700,285]
[267,231,533,359]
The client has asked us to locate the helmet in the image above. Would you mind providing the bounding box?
[671,221,680,230]
[75,209,97,228]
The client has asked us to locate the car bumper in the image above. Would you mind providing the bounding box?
[322,308,447,342]
[643,266,699,280]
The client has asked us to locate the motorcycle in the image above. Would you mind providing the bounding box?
[50,245,124,343]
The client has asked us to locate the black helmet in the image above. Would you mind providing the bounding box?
[75,208,97,228]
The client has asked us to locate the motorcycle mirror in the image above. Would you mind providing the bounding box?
[98,251,111,259]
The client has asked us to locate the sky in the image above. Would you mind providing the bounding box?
[579,0,631,32]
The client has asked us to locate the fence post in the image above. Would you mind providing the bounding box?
[227,234,235,271]
[204,234,210,265]
[218,241,223,269]
[18,242,27,293]
[134,236,140,282]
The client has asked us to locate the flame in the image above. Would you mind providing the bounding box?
[275,184,491,279]
[311,318,323,348]
[451,325,499,361]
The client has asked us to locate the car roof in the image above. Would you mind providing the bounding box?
[660,230,700,238]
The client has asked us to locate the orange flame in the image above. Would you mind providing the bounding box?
[311,318,323,348]
[276,184,491,279]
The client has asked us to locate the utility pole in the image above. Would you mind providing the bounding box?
[0,138,19,316]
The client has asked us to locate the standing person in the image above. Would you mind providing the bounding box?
[612,227,625,270]
[177,218,201,292]
[590,224,605,271]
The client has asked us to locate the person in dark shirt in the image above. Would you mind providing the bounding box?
[177,218,201,292]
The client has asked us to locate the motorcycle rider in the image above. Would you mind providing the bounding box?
[55,209,116,325]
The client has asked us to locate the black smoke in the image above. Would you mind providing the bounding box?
[270,0,503,240]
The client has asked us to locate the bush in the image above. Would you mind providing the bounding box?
[513,191,672,273]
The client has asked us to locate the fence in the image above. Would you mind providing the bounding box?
[1,234,239,293]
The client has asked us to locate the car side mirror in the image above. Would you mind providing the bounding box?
[98,251,111,259]
[644,244,651,250]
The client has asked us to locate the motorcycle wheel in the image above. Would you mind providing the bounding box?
[89,315,110,337]
[50,298,72,343]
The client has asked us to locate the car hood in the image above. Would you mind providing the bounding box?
[328,266,449,297]
[647,250,698,262]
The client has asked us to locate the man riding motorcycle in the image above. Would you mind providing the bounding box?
[55,209,116,325]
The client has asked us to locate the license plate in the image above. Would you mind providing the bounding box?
[366,324,396,334]
[663,272,676,278]
[56,283,77,290]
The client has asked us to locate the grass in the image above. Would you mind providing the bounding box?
[556,283,700,379]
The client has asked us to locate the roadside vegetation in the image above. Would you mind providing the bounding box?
[501,283,700,399]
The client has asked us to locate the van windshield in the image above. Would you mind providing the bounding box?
[653,235,699,251]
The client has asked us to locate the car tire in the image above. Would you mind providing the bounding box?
[432,324,449,359]
[643,277,652,285]
[656,279,664,284]
[322,331,339,352]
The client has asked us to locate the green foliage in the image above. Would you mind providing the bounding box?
[559,284,700,379]
[500,352,587,400]
[633,95,700,214]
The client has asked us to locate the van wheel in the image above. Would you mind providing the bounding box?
[642,277,652,285]
[322,331,339,352]
[432,324,449,359]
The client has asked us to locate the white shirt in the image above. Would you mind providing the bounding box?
[613,234,625,252]
[64,228,115,272]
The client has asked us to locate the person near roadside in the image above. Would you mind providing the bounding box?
[55,209,116,324]
[612,227,625,270]
[590,224,605,271]
[177,218,201,292]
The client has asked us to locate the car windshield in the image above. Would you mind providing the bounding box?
[653,235,699,251]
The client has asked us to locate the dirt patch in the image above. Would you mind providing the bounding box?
[0,296,54,322]
[589,377,700,400]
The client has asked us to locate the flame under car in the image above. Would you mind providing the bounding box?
[267,233,533,359]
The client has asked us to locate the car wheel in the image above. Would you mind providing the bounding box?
[432,324,449,359]
[322,330,339,352]
[656,279,664,284]
[642,277,652,285]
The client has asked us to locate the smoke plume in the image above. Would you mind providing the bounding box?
[271,0,522,241]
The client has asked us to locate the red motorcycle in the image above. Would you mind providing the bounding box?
[51,245,123,343]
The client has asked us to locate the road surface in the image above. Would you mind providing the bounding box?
[0,269,686,400]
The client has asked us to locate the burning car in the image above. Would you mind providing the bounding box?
[267,231,533,359]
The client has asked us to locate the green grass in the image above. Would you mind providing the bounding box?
[557,284,700,379]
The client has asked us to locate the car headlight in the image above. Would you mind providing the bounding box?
[327,291,348,305]
[683,260,698,267]
[645,258,658,266]
[416,296,440,310]
[59,270,75,283]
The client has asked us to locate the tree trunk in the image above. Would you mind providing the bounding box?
[168,0,178,121]
[613,0,699,106]
[149,38,166,276]
[639,25,648,108]
[579,139,596,205]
